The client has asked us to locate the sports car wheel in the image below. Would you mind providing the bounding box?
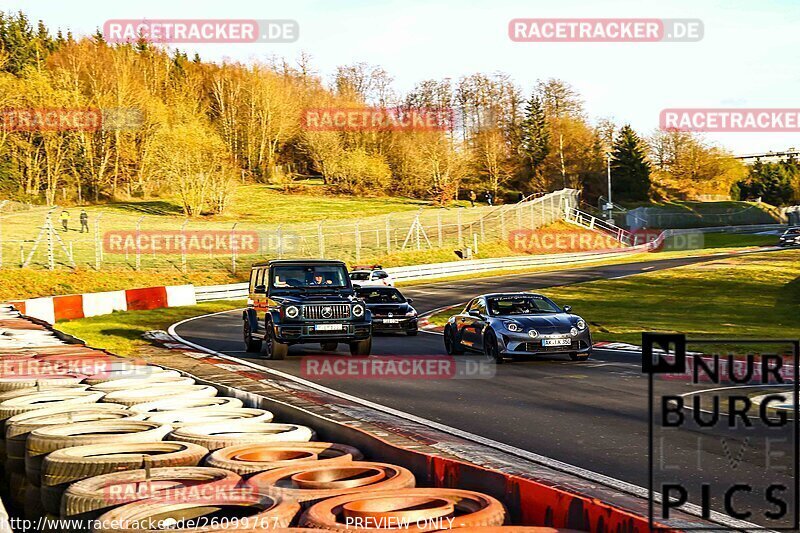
[444,325,464,355]
[243,321,262,353]
[484,330,504,364]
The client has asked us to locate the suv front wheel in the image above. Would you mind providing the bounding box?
[265,323,288,360]
[349,338,372,356]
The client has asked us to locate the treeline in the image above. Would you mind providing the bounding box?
[1,11,792,217]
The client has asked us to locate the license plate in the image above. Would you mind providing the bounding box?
[382,318,402,323]
[542,338,571,347]
[315,324,343,331]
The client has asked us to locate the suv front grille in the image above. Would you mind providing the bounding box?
[303,304,351,320]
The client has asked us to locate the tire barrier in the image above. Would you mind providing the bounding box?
[25,421,173,486]
[89,375,195,393]
[205,442,364,475]
[129,396,244,414]
[92,489,300,533]
[246,462,415,505]
[0,304,664,531]
[41,442,209,516]
[299,489,506,531]
[169,422,315,451]
[144,407,274,428]
[100,385,217,407]
[61,466,241,526]
[0,390,105,420]
[5,404,135,480]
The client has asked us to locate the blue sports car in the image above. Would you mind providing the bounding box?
[443,293,593,363]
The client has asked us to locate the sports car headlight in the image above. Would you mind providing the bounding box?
[505,322,522,332]
[570,327,579,337]
[576,319,586,330]
[528,329,539,338]
[353,305,365,317]
[285,305,299,319]
[405,310,417,317]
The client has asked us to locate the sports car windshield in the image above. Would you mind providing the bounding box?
[356,288,405,303]
[272,265,349,289]
[488,296,561,316]
[783,228,800,235]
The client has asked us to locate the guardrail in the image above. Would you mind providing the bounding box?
[193,222,786,300]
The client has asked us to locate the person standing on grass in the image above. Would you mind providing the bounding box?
[60,210,70,232]
[484,191,493,206]
[80,209,89,233]
[468,190,477,207]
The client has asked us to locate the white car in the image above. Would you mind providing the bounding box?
[349,269,394,287]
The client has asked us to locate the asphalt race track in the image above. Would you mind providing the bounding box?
[174,250,794,527]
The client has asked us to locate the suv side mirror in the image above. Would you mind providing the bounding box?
[468,309,482,318]
[406,298,414,304]
[563,305,572,313]
[353,283,361,290]
[254,284,266,294]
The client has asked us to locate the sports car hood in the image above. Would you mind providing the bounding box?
[501,313,577,333]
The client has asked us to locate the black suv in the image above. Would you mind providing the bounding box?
[243,260,372,359]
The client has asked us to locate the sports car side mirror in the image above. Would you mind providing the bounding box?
[406,298,414,303]
[563,305,572,313]
[468,309,482,318]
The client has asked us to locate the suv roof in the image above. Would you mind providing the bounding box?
[251,259,347,268]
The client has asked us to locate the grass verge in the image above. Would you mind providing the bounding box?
[57,300,245,357]
[428,249,800,351]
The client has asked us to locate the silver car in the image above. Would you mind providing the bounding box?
[444,293,593,363]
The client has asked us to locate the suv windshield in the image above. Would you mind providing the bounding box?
[271,265,349,290]
[488,295,561,316]
[357,288,405,303]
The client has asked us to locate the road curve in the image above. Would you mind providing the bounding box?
[173,250,792,527]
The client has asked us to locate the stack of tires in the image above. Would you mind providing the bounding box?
[0,307,522,532]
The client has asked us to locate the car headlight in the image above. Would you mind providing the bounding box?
[528,329,539,338]
[576,319,586,330]
[505,322,522,332]
[570,327,579,337]
[285,305,299,319]
[353,305,365,317]
[405,310,417,317]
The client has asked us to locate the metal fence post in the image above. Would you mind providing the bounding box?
[437,212,443,248]
[355,220,361,262]
[457,209,463,247]
[230,223,238,274]
[94,214,103,270]
[181,219,188,273]
[385,217,391,254]
[473,233,479,255]
[135,216,143,271]
[47,213,54,270]
[0,200,7,269]
[317,222,325,258]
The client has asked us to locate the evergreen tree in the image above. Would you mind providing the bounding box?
[519,94,549,185]
[610,124,651,201]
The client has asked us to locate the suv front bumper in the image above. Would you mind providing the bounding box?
[274,321,372,343]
